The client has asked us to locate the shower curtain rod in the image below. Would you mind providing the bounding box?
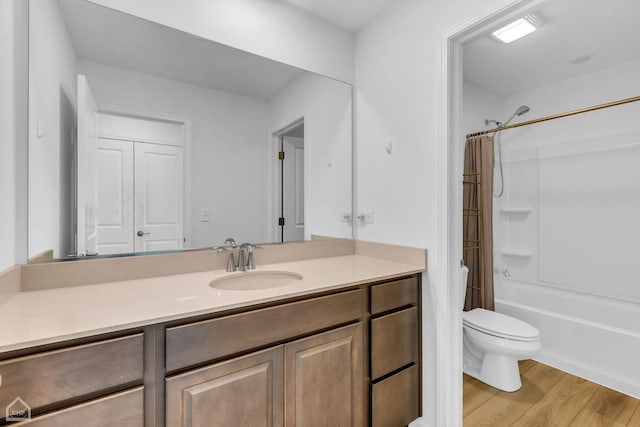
[466,95,640,138]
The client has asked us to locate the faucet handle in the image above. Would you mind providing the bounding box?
[214,246,236,272]
[224,238,237,248]
[241,243,262,252]
[240,243,262,270]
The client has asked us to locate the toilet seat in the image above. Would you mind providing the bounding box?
[463,308,540,342]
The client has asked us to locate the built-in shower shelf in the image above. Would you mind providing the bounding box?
[500,207,533,215]
[501,249,533,258]
[499,207,533,219]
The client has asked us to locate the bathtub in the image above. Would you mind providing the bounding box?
[495,279,640,399]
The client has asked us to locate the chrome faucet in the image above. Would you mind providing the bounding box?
[237,244,247,272]
[239,243,261,271]
[215,239,261,272]
[214,237,239,272]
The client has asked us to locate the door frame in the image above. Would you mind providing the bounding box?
[435,0,539,425]
[270,117,305,243]
[96,103,192,248]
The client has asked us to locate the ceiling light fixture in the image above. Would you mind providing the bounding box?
[492,14,541,44]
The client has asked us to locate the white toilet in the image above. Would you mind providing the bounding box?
[460,267,541,392]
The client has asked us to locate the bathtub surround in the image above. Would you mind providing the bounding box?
[464,57,640,398]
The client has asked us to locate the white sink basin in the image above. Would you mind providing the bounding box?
[209,270,303,291]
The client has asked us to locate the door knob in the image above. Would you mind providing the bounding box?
[137,230,150,237]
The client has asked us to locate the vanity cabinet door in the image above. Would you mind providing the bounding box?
[284,323,364,427]
[165,346,284,427]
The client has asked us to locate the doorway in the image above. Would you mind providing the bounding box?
[95,135,184,255]
[275,120,305,243]
[76,76,186,256]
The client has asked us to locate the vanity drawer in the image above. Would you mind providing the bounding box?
[371,307,418,379]
[370,276,418,315]
[371,364,420,427]
[166,289,364,372]
[0,334,143,417]
[10,387,144,427]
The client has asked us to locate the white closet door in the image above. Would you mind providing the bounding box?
[96,138,134,255]
[134,142,184,252]
[283,136,305,242]
[76,75,99,255]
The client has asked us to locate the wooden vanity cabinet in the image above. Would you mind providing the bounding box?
[0,273,421,427]
[165,275,420,427]
[369,276,421,427]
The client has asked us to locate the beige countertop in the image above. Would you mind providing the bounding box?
[0,254,423,353]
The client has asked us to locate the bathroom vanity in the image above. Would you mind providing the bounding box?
[0,242,424,426]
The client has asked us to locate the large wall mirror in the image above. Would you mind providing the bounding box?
[28,0,353,262]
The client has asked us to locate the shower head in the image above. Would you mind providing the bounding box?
[484,105,530,129]
[502,105,530,127]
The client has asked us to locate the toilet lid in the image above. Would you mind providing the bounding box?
[463,308,540,341]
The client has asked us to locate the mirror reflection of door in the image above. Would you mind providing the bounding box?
[78,76,184,255]
[95,116,184,255]
[279,123,305,243]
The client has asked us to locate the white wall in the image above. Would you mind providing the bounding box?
[0,0,17,271]
[462,82,503,137]
[28,0,78,259]
[354,0,513,425]
[88,0,355,83]
[78,60,271,248]
[268,73,352,241]
[492,57,640,398]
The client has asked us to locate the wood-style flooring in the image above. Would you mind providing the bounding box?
[464,360,640,426]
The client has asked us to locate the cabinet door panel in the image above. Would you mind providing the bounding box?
[166,346,283,427]
[284,323,363,427]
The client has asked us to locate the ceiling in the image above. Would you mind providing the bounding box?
[58,0,306,100]
[463,0,640,97]
[279,0,396,32]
